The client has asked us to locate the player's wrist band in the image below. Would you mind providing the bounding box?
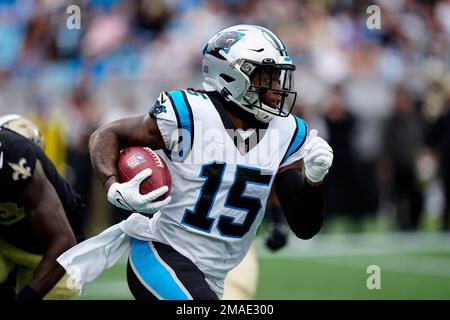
[103,174,119,187]
[15,284,42,300]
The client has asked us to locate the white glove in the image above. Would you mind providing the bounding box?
[107,168,172,214]
[303,129,333,183]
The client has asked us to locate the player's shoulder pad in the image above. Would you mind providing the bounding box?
[155,90,197,162]
[280,115,308,165]
[0,128,37,185]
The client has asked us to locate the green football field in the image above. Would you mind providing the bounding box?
[76,231,450,300]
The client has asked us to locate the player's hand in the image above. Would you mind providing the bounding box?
[265,222,288,252]
[303,129,333,184]
[107,169,172,214]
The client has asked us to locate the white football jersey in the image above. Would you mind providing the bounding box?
[146,89,307,297]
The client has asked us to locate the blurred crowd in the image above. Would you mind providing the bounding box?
[1,0,449,233]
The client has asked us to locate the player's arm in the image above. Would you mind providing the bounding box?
[274,160,324,239]
[89,115,165,191]
[89,114,171,213]
[265,188,289,251]
[17,159,77,299]
[275,129,333,239]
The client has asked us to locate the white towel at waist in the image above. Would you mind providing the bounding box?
[56,213,153,293]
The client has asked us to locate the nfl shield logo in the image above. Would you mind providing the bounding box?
[126,152,146,169]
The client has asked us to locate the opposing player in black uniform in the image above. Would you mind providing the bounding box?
[0,115,84,300]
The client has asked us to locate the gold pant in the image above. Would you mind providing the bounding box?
[0,239,75,299]
[222,242,259,300]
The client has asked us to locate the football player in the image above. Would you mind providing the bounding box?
[89,25,333,299]
[0,115,85,300]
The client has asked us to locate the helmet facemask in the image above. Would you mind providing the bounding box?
[237,59,297,122]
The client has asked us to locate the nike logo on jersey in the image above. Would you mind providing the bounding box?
[160,92,167,104]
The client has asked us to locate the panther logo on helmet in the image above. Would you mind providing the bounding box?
[212,31,244,53]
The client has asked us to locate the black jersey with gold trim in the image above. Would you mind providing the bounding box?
[0,128,84,254]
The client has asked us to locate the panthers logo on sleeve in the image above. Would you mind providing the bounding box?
[150,93,168,118]
[150,90,195,163]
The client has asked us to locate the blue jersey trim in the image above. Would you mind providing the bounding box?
[280,116,307,165]
[166,90,194,161]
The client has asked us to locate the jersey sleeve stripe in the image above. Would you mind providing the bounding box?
[163,92,179,161]
[280,116,307,165]
[181,90,195,153]
[166,90,194,161]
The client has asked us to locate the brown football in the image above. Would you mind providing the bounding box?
[118,146,171,200]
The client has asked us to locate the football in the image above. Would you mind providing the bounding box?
[117,146,171,200]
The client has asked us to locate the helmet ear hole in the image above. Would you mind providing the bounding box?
[241,62,254,75]
[244,90,258,104]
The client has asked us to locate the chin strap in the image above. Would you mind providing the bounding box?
[220,88,273,123]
